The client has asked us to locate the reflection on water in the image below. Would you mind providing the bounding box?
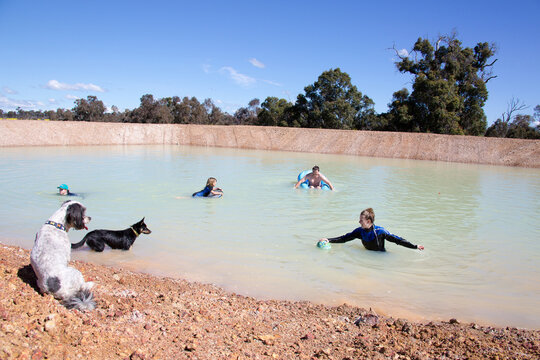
[1,145,539,328]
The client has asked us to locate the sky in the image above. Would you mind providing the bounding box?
[1,0,539,125]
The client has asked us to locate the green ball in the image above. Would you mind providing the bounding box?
[317,241,331,250]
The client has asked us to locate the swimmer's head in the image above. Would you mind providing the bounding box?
[58,184,69,195]
[312,165,320,173]
[359,208,375,229]
[206,177,217,187]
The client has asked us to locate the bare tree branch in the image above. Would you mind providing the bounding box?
[502,98,528,123]
[390,44,409,60]
[486,59,498,67]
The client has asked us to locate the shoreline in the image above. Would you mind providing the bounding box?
[1,119,539,167]
[3,236,528,331]
[1,243,538,359]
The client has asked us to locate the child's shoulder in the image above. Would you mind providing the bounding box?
[373,225,390,233]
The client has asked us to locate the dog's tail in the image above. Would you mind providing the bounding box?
[63,289,96,311]
[71,236,87,249]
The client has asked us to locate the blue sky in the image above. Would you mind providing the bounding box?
[1,0,539,125]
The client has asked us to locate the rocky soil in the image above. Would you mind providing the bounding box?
[1,243,538,360]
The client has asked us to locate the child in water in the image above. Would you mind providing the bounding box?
[318,208,424,252]
[192,177,224,198]
[57,184,78,197]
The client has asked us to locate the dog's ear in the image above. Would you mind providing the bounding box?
[140,217,145,223]
[65,203,86,230]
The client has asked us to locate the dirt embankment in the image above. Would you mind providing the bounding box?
[1,119,539,167]
[1,244,539,359]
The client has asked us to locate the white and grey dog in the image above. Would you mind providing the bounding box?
[30,200,95,311]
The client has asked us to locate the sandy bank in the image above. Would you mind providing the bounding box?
[1,119,539,167]
[1,243,538,359]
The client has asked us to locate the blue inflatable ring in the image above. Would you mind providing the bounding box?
[297,170,330,190]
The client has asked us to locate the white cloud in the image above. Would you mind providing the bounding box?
[2,86,17,95]
[48,98,57,104]
[262,79,281,87]
[0,95,40,109]
[398,49,409,57]
[220,67,256,86]
[202,64,211,73]
[65,94,80,100]
[249,58,265,69]
[46,80,105,92]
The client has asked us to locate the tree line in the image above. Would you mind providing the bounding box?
[2,35,538,139]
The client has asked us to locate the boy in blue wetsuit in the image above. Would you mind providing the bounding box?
[318,208,424,251]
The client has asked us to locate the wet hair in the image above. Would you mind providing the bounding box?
[361,208,375,223]
[312,165,320,172]
[206,177,217,187]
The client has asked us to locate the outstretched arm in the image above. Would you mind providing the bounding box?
[294,176,307,189]
[384,232,423,250]
[321,175,334,190]
[316,234,354,247]
[323,228,361,244]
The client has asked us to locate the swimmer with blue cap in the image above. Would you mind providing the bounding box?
[58,184,78,197]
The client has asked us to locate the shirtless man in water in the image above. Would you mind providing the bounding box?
[294,166,334,190]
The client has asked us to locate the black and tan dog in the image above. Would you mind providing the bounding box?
[71,218,151,252]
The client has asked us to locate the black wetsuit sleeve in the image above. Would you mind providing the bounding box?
[383,233,418,249]
[327,229,360,243]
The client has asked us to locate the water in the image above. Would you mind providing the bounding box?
[1,145,539,328]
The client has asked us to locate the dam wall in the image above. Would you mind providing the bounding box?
[1,119,538,167]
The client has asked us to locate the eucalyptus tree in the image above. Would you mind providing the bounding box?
[292,68,375,130]
[506,114,540,139]
[130,94,173,124]
[391,34,496,135]
[486,100,540,139]
[72,95,106,122]
[56,108,73,121]
[257,97,293,127]
[234,98,260,125]
[485,98,527,137]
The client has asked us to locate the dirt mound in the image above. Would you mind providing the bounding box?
[2,119,538,167]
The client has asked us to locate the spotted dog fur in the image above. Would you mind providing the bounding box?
[30,200,95,311]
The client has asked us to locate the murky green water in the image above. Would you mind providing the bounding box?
[1,145,538,328]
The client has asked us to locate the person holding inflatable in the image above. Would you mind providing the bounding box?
[192,177,224,198]
[317,208,424,252]
[294,165,334,190]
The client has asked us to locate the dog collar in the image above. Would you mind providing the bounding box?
[45,220,66,232]
[131,227,139,237]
